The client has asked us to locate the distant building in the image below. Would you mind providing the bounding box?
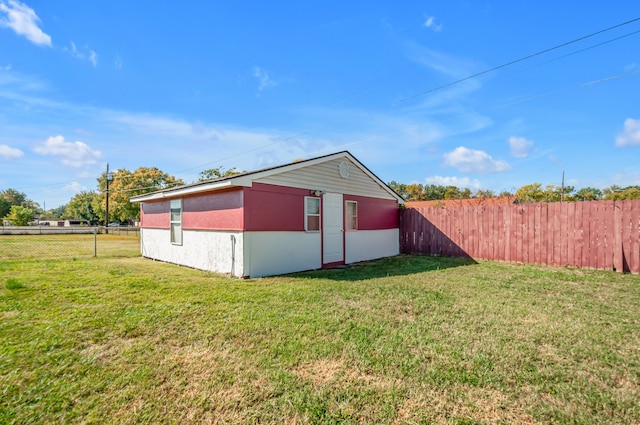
[37,219,90,227]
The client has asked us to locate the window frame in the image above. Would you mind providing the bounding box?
[305,196,321,232]
[170,199,183,245]
[345,200,358,231]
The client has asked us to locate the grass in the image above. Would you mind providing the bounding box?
[0,251,639,424]
[0,234,140,260]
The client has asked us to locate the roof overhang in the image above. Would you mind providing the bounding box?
[130,176,253,203]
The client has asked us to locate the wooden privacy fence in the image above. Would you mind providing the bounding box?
[400,199,640,274]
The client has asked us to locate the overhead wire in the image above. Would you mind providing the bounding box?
[392,17,640,105]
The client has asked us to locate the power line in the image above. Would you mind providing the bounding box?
[393,17,640,105]
[494,68,640,110]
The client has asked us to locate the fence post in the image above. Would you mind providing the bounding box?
[94,227,97,257]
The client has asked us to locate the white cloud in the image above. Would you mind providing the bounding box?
[0,143,24,159]
[253,67,276,91]
[425,175,481,189]
[615,118,640,147]
[423,15,443,32]
[611,169,640,186]
[404,41,480,81]
[0,0,51,46]
[63,181,86,192]
[33,135,102,167]
[64,41,99,66]
[443,146,511,173]
[547,154,563,166]
[89,50,98,67]
[508,136,534,158]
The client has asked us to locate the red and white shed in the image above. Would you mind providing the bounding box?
[130,151,404,278]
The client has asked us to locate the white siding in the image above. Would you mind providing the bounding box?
[140,228,244,277]
[256,158,395,199]
[345,229,399,264]
[244,231,321,278]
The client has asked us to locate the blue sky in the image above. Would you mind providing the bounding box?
[1,1,640,208]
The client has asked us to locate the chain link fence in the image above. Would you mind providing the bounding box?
[0,227,140,260]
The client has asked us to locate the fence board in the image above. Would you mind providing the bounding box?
[551,203,561,266]
[633,204,640,274]
[574,202,584,268]
[567,202,576,267]
[613,203,623,272]
[400,199,640,274]
[521,205,529,264]
[591,202,602,270]
[539,203,548,266]
[622,201,632,273]
[605,201,615,270]
[622,201,640,274]
[583,202,592,268]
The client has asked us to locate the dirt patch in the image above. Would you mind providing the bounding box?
[293,358,396,390]
[395,384,537,424]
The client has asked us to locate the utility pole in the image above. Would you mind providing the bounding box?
[561,171,565,202]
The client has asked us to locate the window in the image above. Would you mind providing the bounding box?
[345,201,357,231]
[170,199,182,245]
[305,197,321,232]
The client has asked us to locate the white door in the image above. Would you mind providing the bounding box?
[323,193,344,264]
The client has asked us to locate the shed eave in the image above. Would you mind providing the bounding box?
[130,178,252,203]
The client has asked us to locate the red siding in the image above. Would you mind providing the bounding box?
[243,183,309,231]
[183,189,244,231]
[344,195,399,230]
[139,183,400,234]
[140,200,170,229]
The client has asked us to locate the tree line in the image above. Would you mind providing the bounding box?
[2,169,639,226]
[387,181,640,202]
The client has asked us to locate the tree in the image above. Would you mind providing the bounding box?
[387,182,481,201]
[64,191,101,223]
[515,183,576,203]
[444,186,471,200]
[515,184,545,203]
[0,195,10,221]
[405,183,425,201]
[96,167,184,223]
[1,188,26,206]
[3,205,33,226]
[603,185,640,200]
[49,204,67,219]
[575,187,603,201]
[0,189,40,221]
[387,181,408,199]
[474,189,496,198]
[423,185,448,200]
[198,166,242,182]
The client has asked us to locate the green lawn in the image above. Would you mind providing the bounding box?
[0,234,140,260]
[1,254,639,424]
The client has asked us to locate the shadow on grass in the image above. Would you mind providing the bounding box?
[290,254,477,281]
